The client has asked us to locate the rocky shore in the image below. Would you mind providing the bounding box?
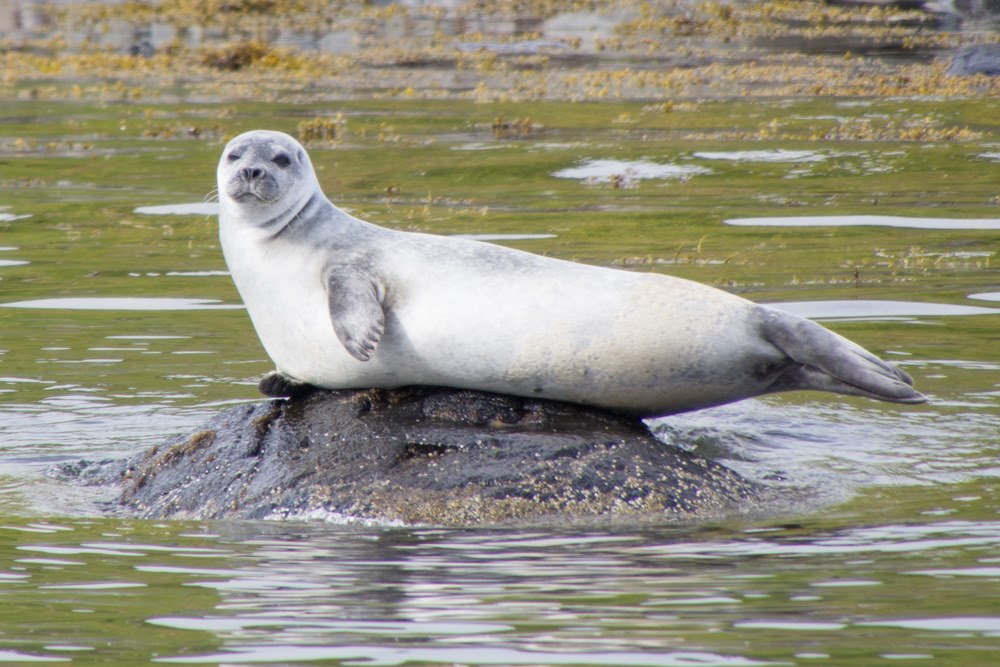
[2,0,998,104]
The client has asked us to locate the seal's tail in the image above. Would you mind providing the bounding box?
[757,306,927,404]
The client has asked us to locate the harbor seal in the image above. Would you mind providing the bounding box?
[217,130,925,417]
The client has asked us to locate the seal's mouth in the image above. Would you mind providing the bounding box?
[232,190,267,203]
[226,181,280,205]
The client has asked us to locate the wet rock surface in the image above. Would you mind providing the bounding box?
[108,387,762,525]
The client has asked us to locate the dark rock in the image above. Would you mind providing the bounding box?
[128,40,155,58]
[116,387,762,525]
[947,44,1000,77]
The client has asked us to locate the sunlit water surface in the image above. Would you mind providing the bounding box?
[1,227,997,665]
[1,92,998,665]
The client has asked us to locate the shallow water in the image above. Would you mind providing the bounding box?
[769,299,1000,320]
[726,215,1000,230]
[553,159,712,184]
[3,514,1000,665]
[1,62,1000,667]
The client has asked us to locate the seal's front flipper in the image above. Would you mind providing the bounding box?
[259,370,315,398]
[757,305,927,404]
[325,264,386,362]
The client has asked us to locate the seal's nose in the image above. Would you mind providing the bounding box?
[241,166,264,181]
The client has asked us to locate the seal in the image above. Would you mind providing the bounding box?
[217,130,926,417]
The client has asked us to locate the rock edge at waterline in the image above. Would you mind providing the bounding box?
[113,386,763,525]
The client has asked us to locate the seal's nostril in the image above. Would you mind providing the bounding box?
[241,167,264,181]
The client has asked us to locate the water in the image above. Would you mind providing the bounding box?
[2,517,1000,665]
[3,123,998,664]
[553,159,713,185]
[2,1,1000,664]
[726,216,1000,230]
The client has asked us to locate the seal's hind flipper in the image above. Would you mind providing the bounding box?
[757,306,927,404]
[259,371,315,398]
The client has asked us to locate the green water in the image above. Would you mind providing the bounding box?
[1,94,999,664]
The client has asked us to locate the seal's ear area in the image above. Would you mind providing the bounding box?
[324,264,386,362]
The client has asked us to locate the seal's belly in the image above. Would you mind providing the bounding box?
[392,269,767,411]
[358,264,766,412]
[231,232,775,414]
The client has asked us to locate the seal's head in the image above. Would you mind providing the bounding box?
[217,130,318,228]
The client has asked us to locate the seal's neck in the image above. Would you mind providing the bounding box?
[221,182,335,241]
[259,189,328,239]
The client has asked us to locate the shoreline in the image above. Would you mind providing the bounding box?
[2,0,998,104]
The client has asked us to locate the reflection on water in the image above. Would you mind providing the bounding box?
[453,233,557,241]
[553,159,712,184]
[652,396,1000,491]
[134,203,219,216]
[0,245,28,268]
[725,215,1000,230]
[0,297,242,310]
[159,647,769,665]
[2,517,1000,664]
[694,150,829,163]
[769,299,1000,320]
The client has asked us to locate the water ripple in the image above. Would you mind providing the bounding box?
[155,646,774,666]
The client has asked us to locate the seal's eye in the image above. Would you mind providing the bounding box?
[272,153,291,168]
[226,152,241,162]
